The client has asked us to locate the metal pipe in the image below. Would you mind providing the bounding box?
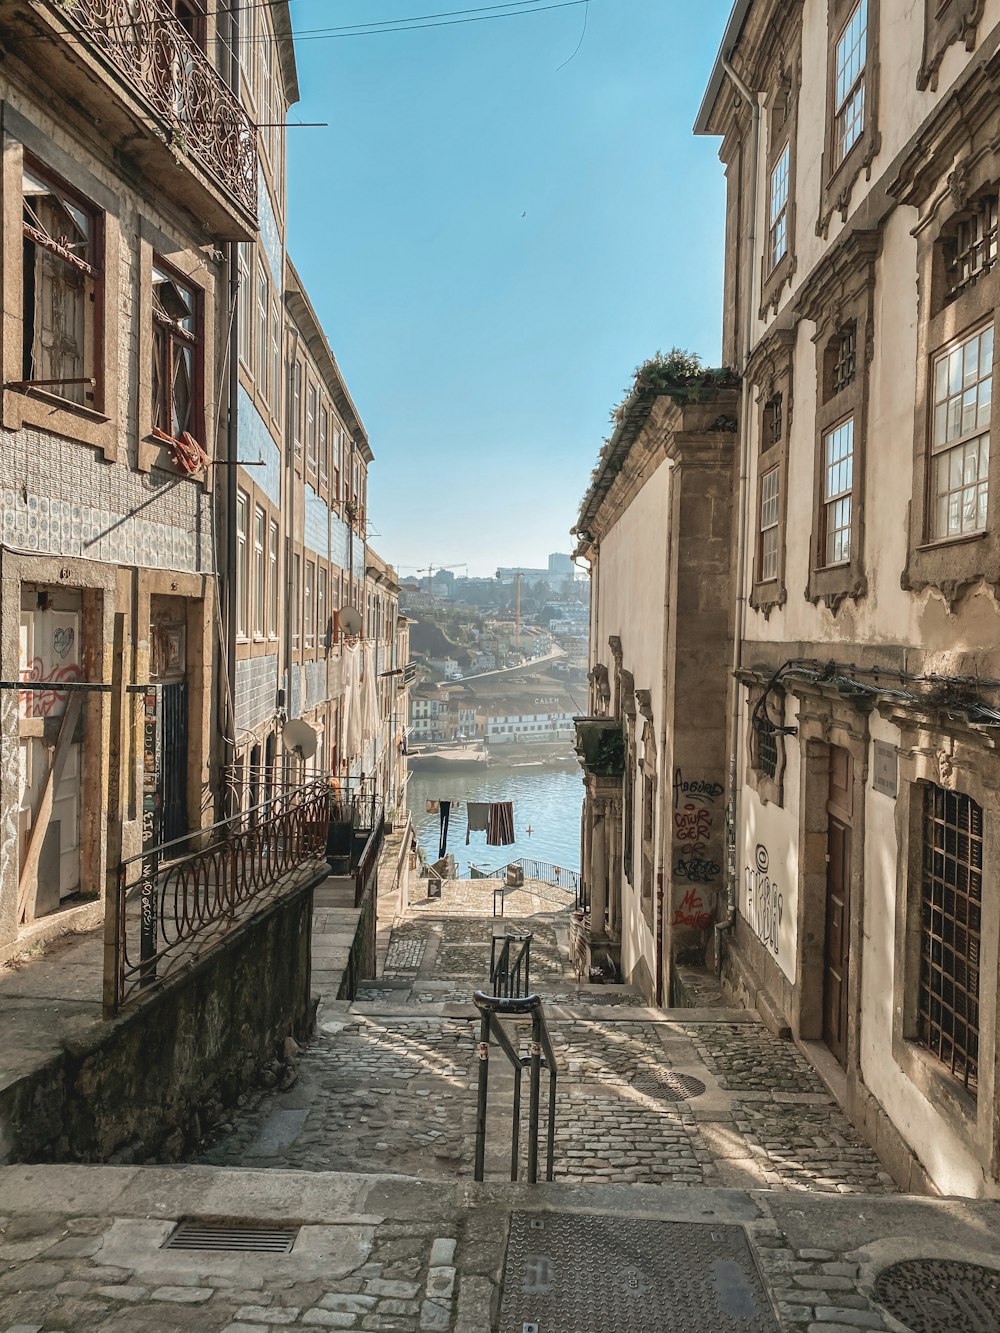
[546,1067,557,1181]
[527,1014,542,1185]
[510,1065,522,1181]
[721,52,760,920]
[473,1010,490,1183]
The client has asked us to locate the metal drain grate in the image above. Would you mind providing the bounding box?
[499,1212,778,1332]
[629,1071,706,1101]
[873,1258,1000,1332]
[164,1221,299,1253]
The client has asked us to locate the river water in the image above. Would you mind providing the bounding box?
[405,751,584,876]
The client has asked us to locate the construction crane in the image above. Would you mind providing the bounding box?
[400,563,468,599]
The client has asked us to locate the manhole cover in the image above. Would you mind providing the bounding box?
[629,1071,706,1101]
[873,1258,1000,1331]
[499,1213,778,1332]
[164,1221,298,1253]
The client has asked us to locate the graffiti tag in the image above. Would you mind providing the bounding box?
[674,856,721,884]
[672,887,713,931]
[19,657,82,718]
[674,803,713,850]
[673,768,724,808]
[745,843,783,957]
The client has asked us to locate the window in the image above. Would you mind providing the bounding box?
[769,143,790,271]
[292,361,302,456]
[759,467,780,581]
[306,383,317,473]
[151,259,200,441]
[835,0,867,165]
[831,324,857,395]
[319,404,329,486]
[236,490,249,638]
[270,295,282,410]
[268,519,279,637]
[291,552,300,649]
[253,505,266,637]
[238,243,253,370]
[763,393,783,450]
[21,164,100,407]
[918,784,982,1090]
[821,417,854,565]
[333,427,343,501]
[318,567,327,651]
[930,324,992,539]
[943,196,999,304]
[304,560,315,649]
[257,259,269,404]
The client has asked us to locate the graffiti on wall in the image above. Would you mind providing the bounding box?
[671,887,713,930]
[744,843,783,957]
[672,767,723,886]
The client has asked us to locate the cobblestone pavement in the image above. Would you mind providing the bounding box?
[194,879,896,1197]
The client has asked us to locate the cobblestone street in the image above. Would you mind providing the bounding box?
[8,875,997,1333]
[196,879,894,1196]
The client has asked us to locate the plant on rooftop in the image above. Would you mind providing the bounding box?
[611,348,739,423]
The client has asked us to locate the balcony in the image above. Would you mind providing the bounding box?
[4,0,257,234]
[573,716,626,779]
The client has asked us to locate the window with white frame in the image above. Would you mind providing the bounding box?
[152,258,200,441]
[319,404,329,486]
[270,293,282,411]
[822,417,854,565]
[769,143,790,270]
[930,324,992,539]
[236,490,249,639]
[759,466,780,581]
[268,519,279,638]
[253,505,266,637]
[835,0,867,165]
[257,259,269,404]
[318,567,327,651]
[304,559,315,649]
[292,361,302,456]
[238,242,253,370]
[306,382,317,473]
[291,552,300,649]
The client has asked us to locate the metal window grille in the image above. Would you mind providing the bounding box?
[756,718,778,779]
[764,393,782,448]
[918,783,982,1091]
[946,196,998,300]
[832,326,856,393]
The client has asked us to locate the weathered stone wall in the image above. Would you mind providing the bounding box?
[0,879,320,1164]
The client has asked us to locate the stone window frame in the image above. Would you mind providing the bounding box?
[747,329,794,615]
[136,219,215,477]
[760,38,801,316]
[796,230,880,609]
[818,0,881,238]
[900,152,1000,607]
[1,128,120,459]
[917,0,984,93]
[743,671,787,807]
[885,711,1000,1167]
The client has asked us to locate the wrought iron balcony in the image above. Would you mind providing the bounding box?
[39,0,257,223]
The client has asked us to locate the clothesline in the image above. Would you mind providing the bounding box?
[426,798,516,853]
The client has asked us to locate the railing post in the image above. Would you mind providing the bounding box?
[474,1011,491,1183]
[511,1062,522,1182]
[527,1011,542,1185]
[546,1063,557,1182]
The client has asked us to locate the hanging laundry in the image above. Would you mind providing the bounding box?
[439,800,452,860]
[426,799,440,814]
[466,801,490,844]
[487,801,515,847]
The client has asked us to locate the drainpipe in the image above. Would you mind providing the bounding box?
[721,54,760,929]
[221,6,241,815]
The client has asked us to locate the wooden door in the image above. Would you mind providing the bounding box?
[823,746,853,1065]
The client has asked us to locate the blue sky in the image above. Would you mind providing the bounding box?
[286,0,732,577]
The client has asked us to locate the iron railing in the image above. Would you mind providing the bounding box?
[51,0,257,215]
[471,857,581,894]
[473,991,557,1184]
[113,778,329,1012]
[490,931,532,999]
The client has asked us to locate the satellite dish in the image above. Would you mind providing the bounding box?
[337,606,362,636]
[281,718,318,759]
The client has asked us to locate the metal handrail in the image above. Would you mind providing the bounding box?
[472,990,557,1184]
[490,932,532,999]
